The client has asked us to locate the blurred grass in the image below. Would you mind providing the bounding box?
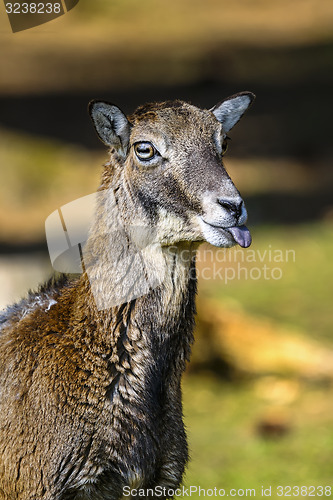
[183,375,333,492]
[187,222,333,494]
[0,128,102,241]
[197,223,333,342]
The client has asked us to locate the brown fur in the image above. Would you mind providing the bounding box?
[0,94,254,499]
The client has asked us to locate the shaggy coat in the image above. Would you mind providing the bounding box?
[0,94,254,499]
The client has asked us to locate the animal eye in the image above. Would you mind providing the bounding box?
[134,142,156,161]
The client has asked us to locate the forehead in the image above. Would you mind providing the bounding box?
[129,101,220,142]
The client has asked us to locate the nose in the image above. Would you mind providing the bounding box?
[217,198,243,219]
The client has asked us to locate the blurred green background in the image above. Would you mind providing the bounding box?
[1,0,333,496]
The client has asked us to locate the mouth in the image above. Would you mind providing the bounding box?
[225,225,252,248]
[202,220,252,248]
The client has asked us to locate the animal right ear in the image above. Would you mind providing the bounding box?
[88,100,131,154]
[211,92,255,133]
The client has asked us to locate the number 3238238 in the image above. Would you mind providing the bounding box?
[5,3,62,14]
[277,485,331,496]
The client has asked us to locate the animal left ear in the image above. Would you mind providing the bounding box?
[211,91,255,133]
[88,100,131,155]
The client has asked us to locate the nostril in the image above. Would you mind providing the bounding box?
[217,198,243,218]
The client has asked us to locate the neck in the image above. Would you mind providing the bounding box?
[75,242,198,366]
[73,175,198,383]
[68,243,198,482]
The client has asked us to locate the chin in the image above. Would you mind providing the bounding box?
[199,221,236,248]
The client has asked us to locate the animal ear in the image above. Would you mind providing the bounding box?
[211,92,255,133]
[88,100,131,153]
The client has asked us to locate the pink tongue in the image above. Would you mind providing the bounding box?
[228,225,252,248]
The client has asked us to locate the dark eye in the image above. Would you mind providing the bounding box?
[134,142,156,161]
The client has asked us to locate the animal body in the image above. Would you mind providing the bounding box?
[0,92,255,499]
